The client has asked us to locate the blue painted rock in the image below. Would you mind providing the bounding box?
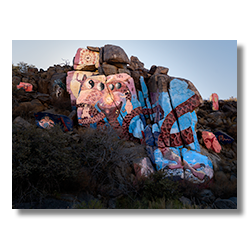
[214,131,234,144]
[34,112,73,132]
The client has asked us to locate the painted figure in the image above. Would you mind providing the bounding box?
[35,112,73,132]
[67,71,214,183]
[210,93,219,111]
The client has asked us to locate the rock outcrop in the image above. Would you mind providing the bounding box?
[12,44,237,209]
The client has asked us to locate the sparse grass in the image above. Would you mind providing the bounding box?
[225,96,237,102]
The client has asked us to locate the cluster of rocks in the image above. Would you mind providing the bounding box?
[196,100,237,186]
[12,44,237,209]
[12,64,74,120]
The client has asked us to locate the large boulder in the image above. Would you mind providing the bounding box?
[101,63,117,76]
[103,44,129,64]
[73,48,99,71]
[129,56,144,71]
[13,116,32,129]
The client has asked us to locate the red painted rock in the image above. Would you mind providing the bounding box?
[17,82,33,92]
[210,93,219,111]
[202,131,221,153]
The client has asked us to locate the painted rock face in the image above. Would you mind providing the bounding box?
[210,93,219,111]
[67,73,139,135]
[66,70,214,183]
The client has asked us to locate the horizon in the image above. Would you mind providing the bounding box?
[12,40,237,100]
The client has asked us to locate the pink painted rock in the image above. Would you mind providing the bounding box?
[202,131,221,153]
[17,82,33,92]
[210,93,219,111]
[73,48,99,71]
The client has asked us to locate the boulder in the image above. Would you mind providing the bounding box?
[12,76,21,86]
[101,63,117,76]
[13,116,32,129]
[148,65,157,75]
[13,99,45,116]
[129,56,144,70]
[117,68,131,75]
[30,99,46,113]
[227,124,237,139]
[103,44,129,64]
[133,157,155,179]
[87,46,100,52]
[214,199,237,209]
[147,74,170,93]
[197,189,216,204]
[154,66,169,75]
[38,78,49,94]
[130,70,142,91]
[73,48,99,71]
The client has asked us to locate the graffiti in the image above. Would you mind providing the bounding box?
[202,131,221,153]
[53,79,66,98]
[35,112,73,132]
[214,131,234,144]
[73,48,99,71]
[210,93,219,111]
[67,70,214,183]
[17,82,33,92]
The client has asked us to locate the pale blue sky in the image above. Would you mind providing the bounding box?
[12,40,237,100]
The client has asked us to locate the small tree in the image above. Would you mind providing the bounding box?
[12,62,36,73]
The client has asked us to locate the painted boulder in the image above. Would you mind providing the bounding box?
[34,112,73,132]
[17,82,33,92]
[73,48,99,71]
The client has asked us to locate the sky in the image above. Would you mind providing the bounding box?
[12,40,237,100]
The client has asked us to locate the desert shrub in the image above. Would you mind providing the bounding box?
[12,124,82,203]
[142,170,182,202]
[12,123,141,205]
[74,126,140,197]
[208,178,237,199]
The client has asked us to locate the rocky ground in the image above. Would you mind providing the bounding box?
[12,61,237,209]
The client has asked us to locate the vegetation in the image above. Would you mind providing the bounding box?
[12,62,36,74]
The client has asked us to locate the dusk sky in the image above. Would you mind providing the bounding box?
[12,40,237,100]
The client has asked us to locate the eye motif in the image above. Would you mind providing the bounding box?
[87,79,95,89]
[109,84,114,90]
[97,82,105,91]
[115,82,122,89]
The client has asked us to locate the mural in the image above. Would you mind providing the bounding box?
[210,93,219,111]
[17,82,33,92]
[53,79,66,98]
[73,48,99,71]
[202,131,221,153]
[214,131,234,144]
[66,70,214,183]
[34,112,73,132]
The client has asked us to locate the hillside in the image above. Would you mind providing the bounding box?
[12,45,237,209]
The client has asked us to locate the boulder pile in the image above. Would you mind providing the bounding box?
[12,44,237,209]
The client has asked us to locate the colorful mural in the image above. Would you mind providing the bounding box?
[34,112,73,132]
[66,70,214,183]
[17,82,33,92]
[210,93,219,111]
[214,131,234,144]
[53,79,66,98]
[73,48,99,71]
[202,131,221,153]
